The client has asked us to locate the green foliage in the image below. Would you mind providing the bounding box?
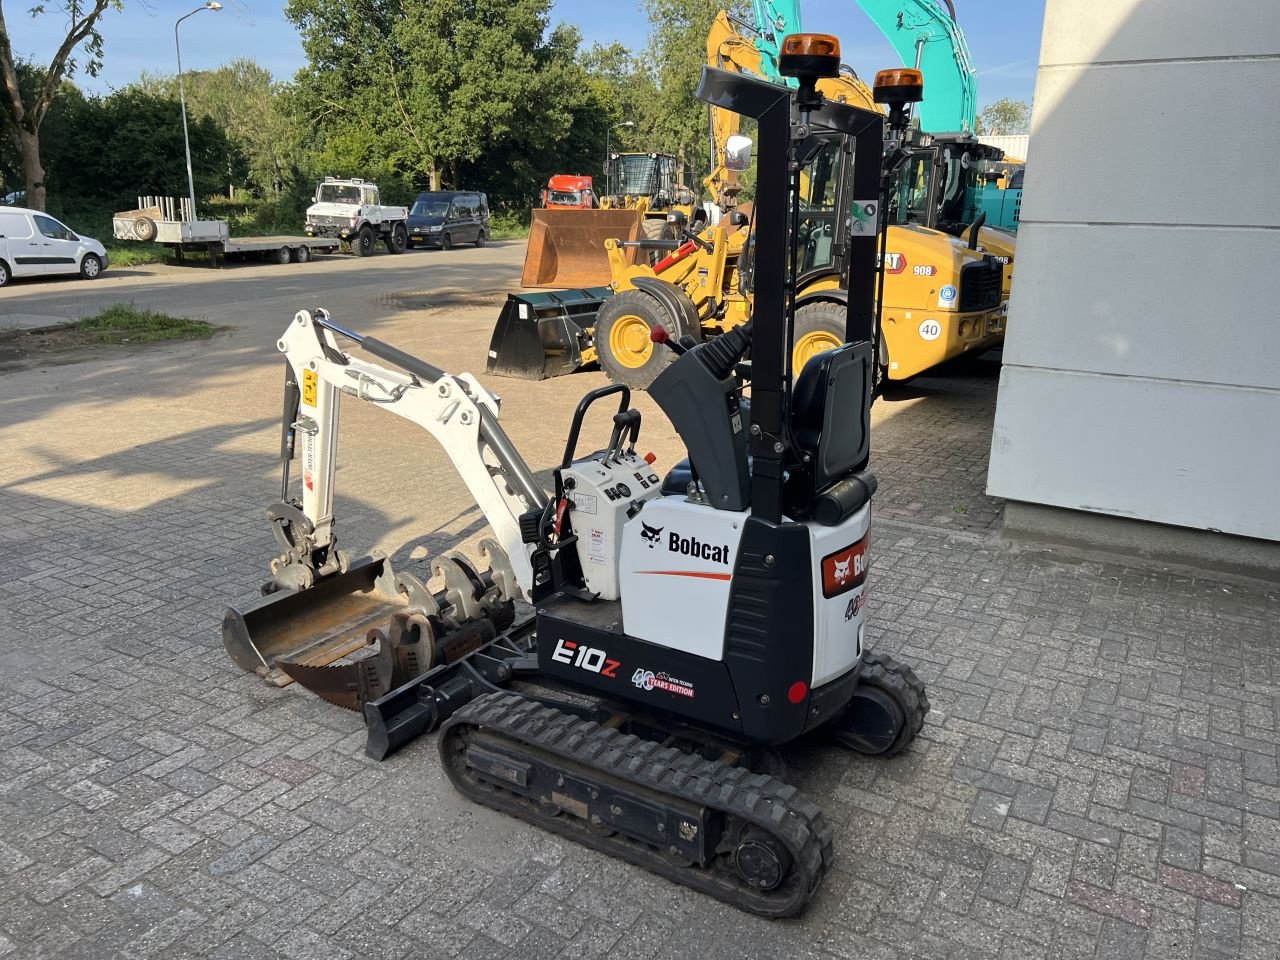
[40,84,236,202]
[488,210,530,240]
[976,98,1032,136]
[284,0,607,208]
[136,60,301,194]
[0,0,122,208]
[71,303,213,343]
[638,0,746,181]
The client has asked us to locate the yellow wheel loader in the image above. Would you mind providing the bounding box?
[487,11,1006,388]
[520,151,701,290]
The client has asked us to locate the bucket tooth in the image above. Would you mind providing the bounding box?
[278,627,395,711]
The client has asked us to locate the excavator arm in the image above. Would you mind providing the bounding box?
[276,309,545,593]
[853,0,977,132]
[705,9,880,209]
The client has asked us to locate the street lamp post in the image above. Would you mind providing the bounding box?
[605,120,635,198]
[175,2,223,222]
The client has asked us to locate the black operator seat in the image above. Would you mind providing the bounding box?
[790,341,878,523]
[662,341,876,523]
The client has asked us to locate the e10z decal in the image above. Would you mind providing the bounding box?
[551,638,620,678]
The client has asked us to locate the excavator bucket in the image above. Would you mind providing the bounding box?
[486,287,611,380]
[521,208,644,288]
[222,554,414,693]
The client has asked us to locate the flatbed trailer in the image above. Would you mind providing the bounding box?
[166,233,340,267]
[112,205,342,268]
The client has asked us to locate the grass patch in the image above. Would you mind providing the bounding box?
[104,243,171,267]
[489,210,530,240]
[71,304,214,344]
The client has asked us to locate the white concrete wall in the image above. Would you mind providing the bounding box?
[986,0,1280,542]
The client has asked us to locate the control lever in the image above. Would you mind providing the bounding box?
[649,326,687,355]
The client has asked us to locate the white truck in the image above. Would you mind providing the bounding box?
[304,178,409,256]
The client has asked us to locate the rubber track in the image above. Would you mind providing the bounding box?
[857,650,931,757]
[439,691,834,917]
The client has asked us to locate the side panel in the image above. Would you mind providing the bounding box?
[808,506,871,687]
[536,609,743,732]
[618,497,748,661]
[722,517,815,744]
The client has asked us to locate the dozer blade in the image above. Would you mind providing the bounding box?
[522,208,644,288]
[222,554,410,688]
[486,287,611,380]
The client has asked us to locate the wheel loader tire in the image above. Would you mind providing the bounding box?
[793,300,888,394]
[792,301,846,375]
[595,289,697,390]
[352,226,375,257]
[641,218,676,266]
[385,222,408,254]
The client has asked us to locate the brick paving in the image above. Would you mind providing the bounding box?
[1,277,1279,959]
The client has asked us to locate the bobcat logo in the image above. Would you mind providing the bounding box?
[640,522,664,548]
[833,556,852,584]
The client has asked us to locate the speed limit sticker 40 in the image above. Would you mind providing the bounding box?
[919,320,942,341]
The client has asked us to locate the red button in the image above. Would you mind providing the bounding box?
[643,452,657,465]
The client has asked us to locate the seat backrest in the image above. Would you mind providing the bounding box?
[790,341,873,490]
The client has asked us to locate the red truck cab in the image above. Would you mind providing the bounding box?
[542,175,598,209]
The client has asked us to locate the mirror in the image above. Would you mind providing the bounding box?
[724,135,753,172]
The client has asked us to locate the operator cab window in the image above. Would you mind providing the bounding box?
[797,137,840,274]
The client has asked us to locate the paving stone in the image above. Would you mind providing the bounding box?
[2,293,1277,960]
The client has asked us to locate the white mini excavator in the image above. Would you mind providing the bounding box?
[222,34,929,917]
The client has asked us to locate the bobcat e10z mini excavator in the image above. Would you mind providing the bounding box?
[222,36,929,917]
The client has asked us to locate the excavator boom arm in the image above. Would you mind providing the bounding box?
[854,0,977,132]
[279,309,545,593]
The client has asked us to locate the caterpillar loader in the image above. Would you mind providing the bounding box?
[222,40,929,917]
[486,10,1006,388]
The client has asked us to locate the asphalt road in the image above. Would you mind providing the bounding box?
[0,240,528,334]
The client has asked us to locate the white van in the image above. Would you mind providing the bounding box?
[0,208,108,287]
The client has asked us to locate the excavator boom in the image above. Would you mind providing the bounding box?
[854,0,977,133]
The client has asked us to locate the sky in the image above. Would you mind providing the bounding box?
[8,0,1045,109]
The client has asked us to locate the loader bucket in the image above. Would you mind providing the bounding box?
[486,287,611,380]
[522,208,645,288]
[221,554,410,690]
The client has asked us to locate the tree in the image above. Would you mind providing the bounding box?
[286,0,588,194]
[976,98,1031,136]
[640,0,746,185]
[137,60,300,195]
[0,0,119,209]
